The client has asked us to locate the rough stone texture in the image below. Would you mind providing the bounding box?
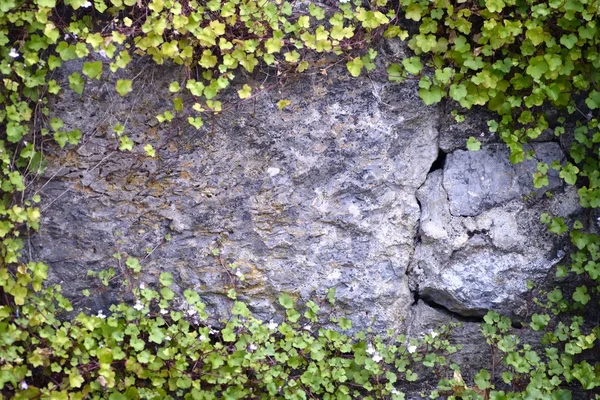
[32,59,439,331]
[443,143,565,217]
[410,168,581,318]
[31,54,581,331]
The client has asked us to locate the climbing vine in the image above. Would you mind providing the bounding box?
[1,0,599,398]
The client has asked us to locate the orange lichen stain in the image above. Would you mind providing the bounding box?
[167,141,178,153]
[73,182,95,195]
[179,171,191,181]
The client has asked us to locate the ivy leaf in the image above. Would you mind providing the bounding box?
[560,33,578,49]
[405,4,423,21]
[69,371,85,388]
[559,163,579,185]
[119,136,134,151]
[402,56,422,75]
[277,99,291,110]
[405,370,418,382]
[572,286,590,305]
[279,293,294,309]
[82,61,103,79]
[188,117,204,129]
[387,63,404,82]
[68,72,84,95]
[585,90,600,109]
[485,0,505,12]
[115,79,133,96]
[160,272,173,286]
[346,57,363,77]
[144,144,156,157]
[125,257,141,272]
[237,84,252,99]
[526,56,549,80]
[474,369,491,390]
[530,313,550,331]
[466,137,481,151]
[169,81,180,93]
[418,85,444,105]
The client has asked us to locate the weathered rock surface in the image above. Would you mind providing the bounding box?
[31,55,580,330]
[32,60,439,330]
[410,166,580,317]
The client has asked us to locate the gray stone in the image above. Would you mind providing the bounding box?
[31,61,440,331]
[410,168,581,317]
[443,143,564,217]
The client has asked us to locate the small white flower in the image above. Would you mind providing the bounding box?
[339,0,350,3]
[248,343,258,351]
[187,308,197,316]
[235,270,243,278]
[304,324,312,331]
[371,352,383,363]
[19,381,28,391]
[431,331,438,338]
[8,48,19,58]
[133,301,144,311]
[160,308,168,315]
[366,343,376,355]
[407,344,417,354]
[139,282,146,290]
[267,320,278,331]
[97,310,106,319]
[209,328,218,335]
[81,1,92,8]
[98,49,108,59]
[165,335,172,341]
[199,334,208,342]
[391,388,399,395]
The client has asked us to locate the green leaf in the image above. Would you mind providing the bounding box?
[402,57,422,75]
[418,85,444,105]
[559,163,579,185]
[346,57,363,77]
[466,137,481,152]
[144,144,156,157]
[115,79,133,96]
[277,99,291,110]
[126,257,141,272]
[238,84,252,99]
[387,63,404,82]
[160,272,173,286]
[68,72,84,95]
[279,293,294,309]
[82,61,103,80]
[37,0,57,6]
[405,4,423,21]
[474,369,491,390]
[169,82,180,93]
[119,136,134,151]
[585,91,600,110]
[188,116,204,129]
[572,286,591,305]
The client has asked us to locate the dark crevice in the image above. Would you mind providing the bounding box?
[428,149,447,174]
[412,290,485,324]
[467,229,489,238]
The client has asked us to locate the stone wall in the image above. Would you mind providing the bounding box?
[31,51,581,333]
